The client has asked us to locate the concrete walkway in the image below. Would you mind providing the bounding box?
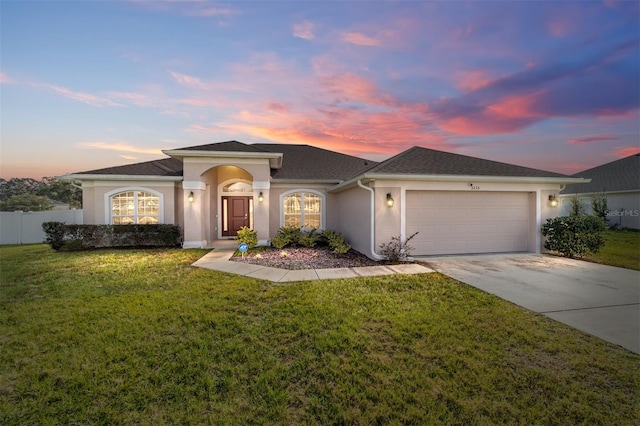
[420,253,640,354]
[192,246,433,282]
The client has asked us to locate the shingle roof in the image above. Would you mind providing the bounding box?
[254,144,376,180]
[69,142,574,182]
[561,154,640,194]
[365,146,569,178]
[171,140,268,152]
[75,158,183,176]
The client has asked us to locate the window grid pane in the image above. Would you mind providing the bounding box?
[283,193,322,229]
[111,191,159,224]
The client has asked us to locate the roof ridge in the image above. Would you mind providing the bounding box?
[154,159,177,173]
[364,146,420,173]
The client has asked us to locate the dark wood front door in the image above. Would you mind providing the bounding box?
[222,196,251,237]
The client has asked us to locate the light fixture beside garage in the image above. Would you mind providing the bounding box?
[386,193,394,207]
[548,194,558,207]
[188,191,194,203]
[258,191,264,202]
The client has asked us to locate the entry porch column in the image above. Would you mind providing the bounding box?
[183,181,207,248]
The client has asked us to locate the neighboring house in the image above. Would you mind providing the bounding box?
[560,154,640,229]
[61,140,586,257]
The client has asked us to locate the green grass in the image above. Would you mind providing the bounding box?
[583,228,640,270]
[1,245,638,424]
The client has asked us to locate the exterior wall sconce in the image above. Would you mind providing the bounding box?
[258,191,264,202]
[548,194,558,207]
[386,193,394,207]
[188,191,194,203]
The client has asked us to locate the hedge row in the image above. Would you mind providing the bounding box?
[42,222,182,251]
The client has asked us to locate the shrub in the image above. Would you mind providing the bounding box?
[270,227,350,253]
[299,228,318,248]
[321,229,351,254]
[42,223,182,251]
[270,226,302,249]
[379,232,419,262]
[541,215,606,258]
[271,235,289,250]
[235,226,258,249]
[42,221,66,250]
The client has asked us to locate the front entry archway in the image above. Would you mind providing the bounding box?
[221,196,253,237]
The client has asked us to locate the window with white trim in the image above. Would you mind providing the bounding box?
[111,191,160,224]
[283,192,323,228]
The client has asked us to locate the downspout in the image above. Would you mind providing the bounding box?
[357,179,386,260]
[71,180,82,189]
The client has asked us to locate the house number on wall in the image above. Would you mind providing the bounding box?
[468,183,480,190]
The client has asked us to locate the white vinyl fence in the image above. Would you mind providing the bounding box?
[0,210,83,245]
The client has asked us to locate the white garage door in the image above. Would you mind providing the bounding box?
[406,191,530,255]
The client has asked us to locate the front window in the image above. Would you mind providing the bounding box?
[283,192,322,228]
[222,181,253,193]
[111,191,159,224]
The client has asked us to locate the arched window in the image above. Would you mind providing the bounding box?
[111,191,160,224]
[282,191,324,228]
[222,181,253,193]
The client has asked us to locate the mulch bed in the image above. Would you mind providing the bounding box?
[230,246,380,270]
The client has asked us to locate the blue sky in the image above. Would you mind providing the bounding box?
[1,0,638,179]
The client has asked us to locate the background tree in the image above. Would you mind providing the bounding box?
[0,194,54,211]
[591,192,608,224]
[0,177,82,208]
[568,194,586,217]
[0,178,44,200]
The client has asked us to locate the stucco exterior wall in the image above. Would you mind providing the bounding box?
[334,185,372,258]
[267,183,337,238]
[364,179,564,255]
[79,181,179,225]
[560,191,640,229]
[373,186,401,250]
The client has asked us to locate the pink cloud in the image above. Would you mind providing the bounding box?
[558,162,594,174]
[293,20,315,40]
[77,141,163,156]
[614,146,640,158]
[437,92,546,135]
[170,71,209,90]
[547,20,571,37]
[179,98,209,107]
[567,135,620,145]
[341,32,381,47]
[108,91,154,107]
[266,102,289,113]
[454,70,494,92]
[45,84,121,107]
[319,72,397,107]
[486,91,546,119]
[0,72,11,84]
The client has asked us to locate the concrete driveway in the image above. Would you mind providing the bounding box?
[420,254,640,354]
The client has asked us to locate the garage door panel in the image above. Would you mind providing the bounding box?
[407,191,530,255]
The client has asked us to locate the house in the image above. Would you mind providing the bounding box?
[62,141,587,257]
[560,154,640,229]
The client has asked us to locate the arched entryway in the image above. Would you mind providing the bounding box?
[219,180,254,237]
[182,159,271,248]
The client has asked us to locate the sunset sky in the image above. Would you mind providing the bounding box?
[1,0,639,179]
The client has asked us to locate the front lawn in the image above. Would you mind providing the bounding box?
[1,245,638,424]
[584,228,640,270]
